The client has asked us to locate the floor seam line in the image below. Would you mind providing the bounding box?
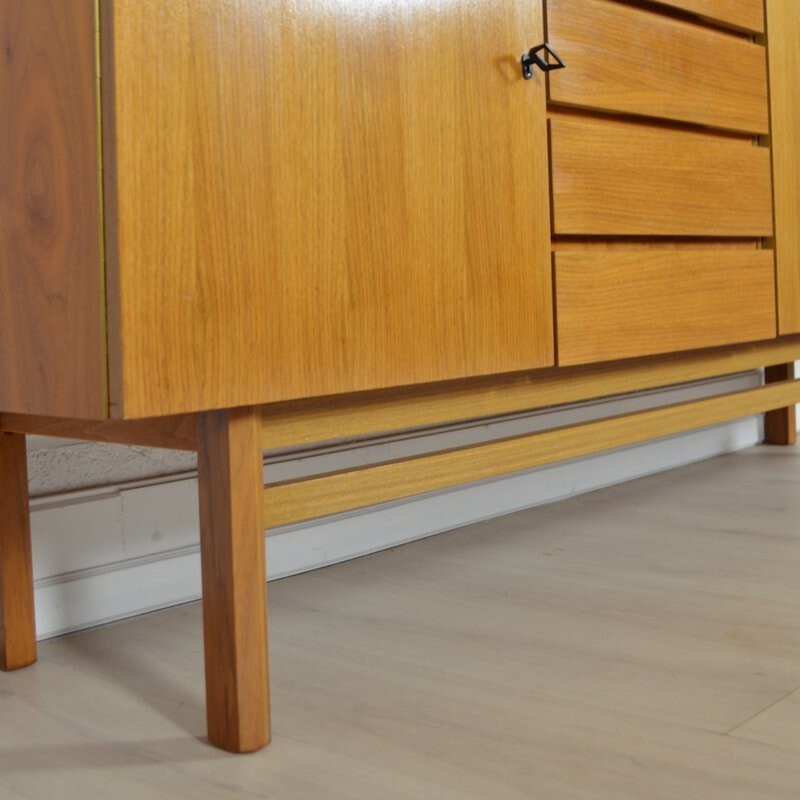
[724,685,800,736]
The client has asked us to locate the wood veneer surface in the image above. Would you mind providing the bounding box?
[0,0,105,418]
[198,408,269,753]
[104,0,553,418]
[0,412,197,451]
[550,116,774,236]
[546,0,768,133]
[260,337,800,448]
[766,0,800,334]
[554,250,777,365]
[263,378,800,526]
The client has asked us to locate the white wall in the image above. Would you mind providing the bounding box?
[26,369,791,640]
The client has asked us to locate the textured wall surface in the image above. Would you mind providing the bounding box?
[27,437,196,497]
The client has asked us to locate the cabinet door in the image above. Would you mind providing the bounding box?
[766,0,800,334]
[104,0,553,418]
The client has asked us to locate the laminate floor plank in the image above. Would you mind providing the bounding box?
[0,446,798,797]
[0,645,482,800]
[268,447,800,734]
[272,555,800,733]
[271,635,800,800]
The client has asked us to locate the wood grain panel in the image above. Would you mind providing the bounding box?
[647,0,764,32]
[546,0,768,133]
[0,432,37,670]
[198,407,269,753]
[0,0,105,418]
[766,0,800,333]
[550,116,773,236]
[261,336,800,449]
[103,0,553,418]
[264,378,800,527]
[555,251,776,365]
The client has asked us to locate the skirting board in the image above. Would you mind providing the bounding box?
[30,372,769,640]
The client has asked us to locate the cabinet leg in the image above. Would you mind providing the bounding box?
[197,407,270,753]
[0,431,37,670]
[764,364,797,446]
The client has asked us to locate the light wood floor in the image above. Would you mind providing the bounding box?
[2,445,800,798]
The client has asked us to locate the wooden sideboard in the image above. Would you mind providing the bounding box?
[1,0,799,753]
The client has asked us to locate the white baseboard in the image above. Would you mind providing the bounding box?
[30,372,766,640]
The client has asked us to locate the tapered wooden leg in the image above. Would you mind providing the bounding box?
[197,407,270,753]
[764,364,797,445]
[0,431,37,670]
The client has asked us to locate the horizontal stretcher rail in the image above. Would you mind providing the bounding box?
[0,412,198,451]
[263,376,800,528]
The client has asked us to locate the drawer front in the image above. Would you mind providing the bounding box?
[550,116,773,237]
[546,0,768,133]
[555,251,777,366]
[645,0,764,32]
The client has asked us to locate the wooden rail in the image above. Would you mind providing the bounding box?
[263,377,800,527]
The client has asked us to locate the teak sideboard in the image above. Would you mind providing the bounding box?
[1,0,799,753]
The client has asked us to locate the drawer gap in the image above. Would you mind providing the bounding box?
[581,0,764,36]
[547,106,766,144]
[552,237,764,251]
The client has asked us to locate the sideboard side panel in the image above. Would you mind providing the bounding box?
[0,0,106,418]
[766,0,800,334]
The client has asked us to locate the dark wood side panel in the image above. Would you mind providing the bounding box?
[1,412,197,451]
[0,1,105,418]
